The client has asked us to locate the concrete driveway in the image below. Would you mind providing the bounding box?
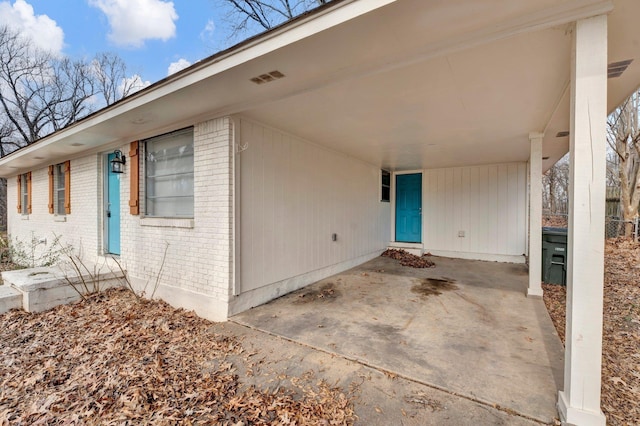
[231,255,564,424]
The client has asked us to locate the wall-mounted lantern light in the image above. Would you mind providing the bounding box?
[110,150,126,174]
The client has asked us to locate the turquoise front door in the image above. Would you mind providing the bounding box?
[395,173,422,243]
[106,153,121,255]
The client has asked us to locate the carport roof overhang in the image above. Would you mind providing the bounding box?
[0,0,638,176]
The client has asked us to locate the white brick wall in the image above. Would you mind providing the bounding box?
[120,117,234,305]
[7,116,236,319]
[7,156,101,263]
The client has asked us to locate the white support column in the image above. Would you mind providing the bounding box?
[557,15,607,426]
[528,132,544,298]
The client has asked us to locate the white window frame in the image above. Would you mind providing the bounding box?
[143,127,194,219]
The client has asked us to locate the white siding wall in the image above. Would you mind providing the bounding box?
[7,156,101,261]
[234,117,390,311]
[422,163,527,262]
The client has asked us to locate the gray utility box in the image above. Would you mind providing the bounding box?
[541,227,568,286]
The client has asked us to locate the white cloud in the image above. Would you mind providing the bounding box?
[89,0,178,48]
[120,74,151,96]
[200,19,215,42]
[167,58,190,76]
[0,0,64,54]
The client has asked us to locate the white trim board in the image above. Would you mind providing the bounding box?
[424,249,526,264]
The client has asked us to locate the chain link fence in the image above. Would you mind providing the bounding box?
[605,216,639,240]
[542,213,639,241]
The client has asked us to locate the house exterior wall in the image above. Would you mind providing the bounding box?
[230,117,390,314]
[121,117,234,321]
[6,117,235,322]
[7,155,101,263]
[422,163,527,262]
[5,121,523,318]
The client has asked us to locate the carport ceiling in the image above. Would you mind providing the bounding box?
[244,0,640,172]
[246,26,571,171]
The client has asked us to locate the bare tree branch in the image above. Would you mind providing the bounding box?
[0,25,135,154]
[216,0,332,42]
[607,89,640,234]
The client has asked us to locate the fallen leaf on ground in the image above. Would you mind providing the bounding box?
[0,288,356,425]
[381,249,435,268]
[543,237,640,426]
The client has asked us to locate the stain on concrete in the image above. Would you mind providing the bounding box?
[411,278,458,298]
[293,282,341,304]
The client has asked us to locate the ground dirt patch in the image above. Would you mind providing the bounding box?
[543,237,640,425]
[0,288,355,424]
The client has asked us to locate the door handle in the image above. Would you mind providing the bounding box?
[107,211,111,218]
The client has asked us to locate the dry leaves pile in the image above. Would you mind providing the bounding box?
[543,237,640,425]
[381,249,435,268]
[542,216,568,228]
[0,288,355,425]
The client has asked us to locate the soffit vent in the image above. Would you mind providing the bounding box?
[250,70,285,85]
[608,59,633,79]
[556,131,570,138]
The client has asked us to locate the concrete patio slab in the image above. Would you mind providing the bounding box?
[214,321,542,425]
[231,255,564,424]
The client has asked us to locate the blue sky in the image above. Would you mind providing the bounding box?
[0,0,234,84]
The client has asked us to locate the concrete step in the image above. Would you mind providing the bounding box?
[2,264,125,313]
[0,285,23,314]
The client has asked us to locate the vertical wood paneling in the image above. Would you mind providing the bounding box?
[423,163,527,257]
[497,165,508,253]
[453,168,462,252]
[239,119,389,293]
[488,165,499,254]
[516,164,524,252]
[461,167,471,253]
[469,166,480,253]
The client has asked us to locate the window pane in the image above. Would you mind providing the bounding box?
[382,186,390,202]
[55,163,66,215]
[145,128,194,218]
[147,196,194,217]
[381,170,391,202]
[56,189,65,215]
[56,164,65,190]
[21,174,28,214]
[382,170,390,186]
